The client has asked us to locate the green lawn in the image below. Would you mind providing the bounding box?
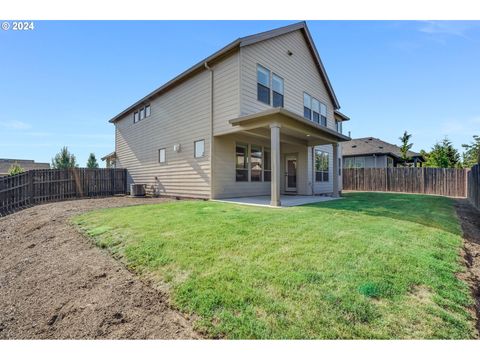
[73,192,476,339]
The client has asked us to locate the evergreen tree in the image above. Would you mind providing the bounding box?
[51,146,78,169]
[86,153,99,169]
[461,135,480,168]
[424,138,460,168]
[398,131,413,166]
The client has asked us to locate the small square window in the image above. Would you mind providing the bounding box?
[145,105,151,117]
[140,107,145,120]
[134,111,139,123]
[194,140,205,158]
[159,148,166,163]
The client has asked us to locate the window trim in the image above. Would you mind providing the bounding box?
[133,111,139,123]
[250,144,263,182]
[145,104,151,118]
[257,64,271,105]
[314,148,329,182]
[235,143,249,182]
[303,92,312,120]
[194,139,205,159]
[158,148,166,164]
[272,73,284,108]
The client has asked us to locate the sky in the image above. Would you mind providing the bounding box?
[0,20,479,166]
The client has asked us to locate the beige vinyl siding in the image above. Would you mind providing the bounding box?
[115,70,211,198]
[240,29,336,131]
[212,51,241,135]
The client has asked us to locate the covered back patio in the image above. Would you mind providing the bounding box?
[213,108,350,207]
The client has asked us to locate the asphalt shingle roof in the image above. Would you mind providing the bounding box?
[342,137,422,160]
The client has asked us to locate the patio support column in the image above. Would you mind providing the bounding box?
[270,123,281,207]
[332,142,339,197]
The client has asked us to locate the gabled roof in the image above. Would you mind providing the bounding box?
[342,137,424,161]
[109,21,340,123]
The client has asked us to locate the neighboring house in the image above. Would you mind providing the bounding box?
[101,152,116,168]
[0,159,50,176]
[342,137,425,168]
[108,22,351,206]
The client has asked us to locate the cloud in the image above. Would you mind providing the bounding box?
[0,120,31,130]
[418,21,480,39]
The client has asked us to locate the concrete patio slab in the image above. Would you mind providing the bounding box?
[212,195,340,208]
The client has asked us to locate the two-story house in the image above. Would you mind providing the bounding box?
[108,22,350,206]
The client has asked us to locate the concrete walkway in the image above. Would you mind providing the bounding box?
[213,195,339,208]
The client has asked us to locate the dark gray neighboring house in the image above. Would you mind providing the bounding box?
[0,159,50,176]
[342,137,424,168]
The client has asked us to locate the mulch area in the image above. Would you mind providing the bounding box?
[0,196,199,339]
[455,199,480,336]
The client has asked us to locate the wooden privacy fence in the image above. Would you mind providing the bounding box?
[467,164,480,210]
[0,168,127,216]
[343,167,469,198]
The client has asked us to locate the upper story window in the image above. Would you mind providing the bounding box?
[257,65,270,105]
[272,74,284,108]
[303,93,312,119]
[320,103,327,126]
[336,120,342,133]
[304,92,327,126]
[257,65,284,108]
[312,98,320,124]
[133,104,151,124]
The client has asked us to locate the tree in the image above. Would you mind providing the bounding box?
[424,138,461,168]
[398,131,413,165]
[86,153,99,169]
[461,135,480,168]
[51,146,78,169]
[8,163,24,176]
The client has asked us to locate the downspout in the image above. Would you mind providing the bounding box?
[204,62,214,199]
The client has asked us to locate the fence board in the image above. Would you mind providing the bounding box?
[0,168,127,216]
[343,167,468,198]
[467,164,480,211]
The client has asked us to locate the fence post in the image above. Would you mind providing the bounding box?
[29,170,34,205]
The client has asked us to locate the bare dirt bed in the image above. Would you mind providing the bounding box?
[0,197,199,339]
[455,199,480,335]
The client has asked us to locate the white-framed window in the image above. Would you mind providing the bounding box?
[312,98,320,123]
[257,65,270,105]
[159,148,166,163]
[250,145,263,182]
[194,139,205,158]
[236,143,249,182]
[272,74,284,108]
[303,93,312,119]
[133,104,151,124]
[315,149,329,182]
[320,102,327,126]
[336,120,342,133]
[264,148,271,182]
[387,157,394,168]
